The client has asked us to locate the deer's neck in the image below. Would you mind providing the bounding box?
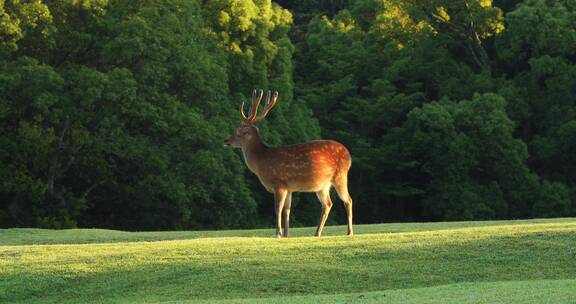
[241,137,267,175]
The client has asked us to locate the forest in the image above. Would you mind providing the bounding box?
[0,0,574,230]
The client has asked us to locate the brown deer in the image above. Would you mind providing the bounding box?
[224,89,353,238]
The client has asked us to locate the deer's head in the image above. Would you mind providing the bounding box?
[224,89,278,149]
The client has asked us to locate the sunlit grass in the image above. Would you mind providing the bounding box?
[1,217,574,245]
[1,218,575,303]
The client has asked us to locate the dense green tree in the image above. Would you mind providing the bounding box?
[495,0,576,216]
[1,0,575,230]
[294,0,574,223]
[395,94,538,219]
[0,0,322,229]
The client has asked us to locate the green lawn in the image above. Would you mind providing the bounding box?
[1,218,575,303]
[193,279,576,304]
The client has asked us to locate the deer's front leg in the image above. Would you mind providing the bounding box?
[283,192,292,238]
[274,189,288,238]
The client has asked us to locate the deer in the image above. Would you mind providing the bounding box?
[224,89,353,238]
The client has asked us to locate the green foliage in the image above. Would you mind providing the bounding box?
[390,94,537,220]
[497,0,576,68]
[1,0,576,229]
[533,181,572,218]
[294,0,575,223]
[0,0,322,230]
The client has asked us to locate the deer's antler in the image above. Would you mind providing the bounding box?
[252,90,278,123]
[241,89,260,124]
[240,89,278,125]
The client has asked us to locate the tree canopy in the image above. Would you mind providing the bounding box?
[1,0,574,230]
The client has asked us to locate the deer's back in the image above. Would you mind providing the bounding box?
[257,140,351,192]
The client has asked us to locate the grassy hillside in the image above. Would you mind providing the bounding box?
[1,219,575,303]
[2,218,574,245]
[194,280,576,304]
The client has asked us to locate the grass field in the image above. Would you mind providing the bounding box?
[1,218,575,303]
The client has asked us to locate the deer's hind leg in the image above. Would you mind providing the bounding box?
[315,185,333,237]
[283,192,292,238]
[333,173,353,236]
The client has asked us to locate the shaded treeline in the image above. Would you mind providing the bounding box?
[0,0,574,229]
